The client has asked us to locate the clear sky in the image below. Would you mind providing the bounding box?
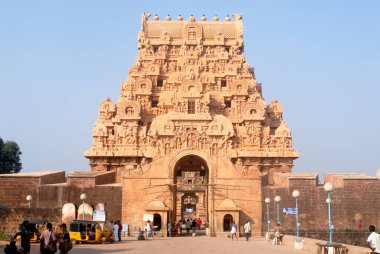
[1,1,379,178]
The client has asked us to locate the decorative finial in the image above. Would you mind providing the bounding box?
[225,15,231,21]
[165,14,171,21]
[153,14,159,21]
[201,14,207,21]
[213,15,219,21]
[188,14,195,22]
[177,14,183,21]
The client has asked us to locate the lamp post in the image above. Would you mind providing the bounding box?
[80,193,87,220]
[274,195,281,224]
[292,190,300,240]
[26,195,32,208]
[324,182,334,243]
[265,197,271,239]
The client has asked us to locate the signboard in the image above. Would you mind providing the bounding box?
[283,208,298,215]
[122,224,129,236]
[143,214,153,222]
[92,210,106,221]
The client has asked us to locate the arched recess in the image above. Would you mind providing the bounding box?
[153,213,162,231]
[223,214,233,232]
[169,150,216,234]
[168,149,216,178]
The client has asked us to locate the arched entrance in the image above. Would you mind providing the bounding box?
[172,154,209,233]
[223,214,233,232]
[153,213,162,231]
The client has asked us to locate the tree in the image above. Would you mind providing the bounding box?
[0,137,22,174]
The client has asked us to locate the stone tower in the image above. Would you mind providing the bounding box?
[84,14,299,236]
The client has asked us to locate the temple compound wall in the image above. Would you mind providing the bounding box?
[0,14,379,236]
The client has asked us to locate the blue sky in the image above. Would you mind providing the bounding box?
[1,1,379,178]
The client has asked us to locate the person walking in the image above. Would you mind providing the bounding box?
[13,220,31,254]
[113,222,119,242]
[367,225,380,254]
[40,222,57,254]
[145,220,153,239]
[58,223,72,254]
[231,221,238,240]
[117,220,122,241]
[197,217,202,230]
[243,221,251,241]
[167,222,172,237]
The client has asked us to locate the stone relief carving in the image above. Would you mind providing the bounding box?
[85,15,298,173]
[127,157,152,176]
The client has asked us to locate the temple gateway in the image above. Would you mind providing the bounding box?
[83,13,299,236]
[1,14,379,238]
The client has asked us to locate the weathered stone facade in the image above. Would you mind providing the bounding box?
[1,14,379,237]
[83,14,298,236]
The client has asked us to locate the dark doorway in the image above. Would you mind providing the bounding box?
[153,213,162,231]
[223,214,233,232]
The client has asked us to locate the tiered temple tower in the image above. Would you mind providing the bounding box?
[84,14,299,236]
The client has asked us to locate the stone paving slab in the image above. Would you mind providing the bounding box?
[1,236,313,254]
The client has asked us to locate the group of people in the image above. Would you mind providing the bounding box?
[171,217,203,236]
[5,220,72,254]
[230,221,253,241]
[108,220,122,242]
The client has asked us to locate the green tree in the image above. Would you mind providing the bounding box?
[0,137,22,174]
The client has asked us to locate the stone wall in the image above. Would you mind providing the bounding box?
[0,208,62,234]
[0,171,65,208]
[262,173,380,234]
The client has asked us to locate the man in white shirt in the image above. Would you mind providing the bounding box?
[243,221,251,241]
[367,225,380,254]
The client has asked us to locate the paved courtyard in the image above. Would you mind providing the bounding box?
[2,236,312,254]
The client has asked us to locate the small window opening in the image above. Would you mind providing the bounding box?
[151,100,158,108]
[188,100,195,114]
[221,80,227,88]
[157,79,163,87]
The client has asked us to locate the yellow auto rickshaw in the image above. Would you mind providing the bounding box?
[16,220,45,242]
[69,220,113,244]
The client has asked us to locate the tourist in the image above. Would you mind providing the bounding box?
[58,223,72,254]
[174,221,178,237]
[13,220,31,254]
[167,222,172,237]
[243,221,251,241]
[178,220,182,235]
[4,239,18,254]
[231,221,238,240]
[113,221,119,242]
[150,221,155,238]
[117,220,122,241]
[145,220,152,239]
[273,223,283,245]
[191,219,197,234]
[367,225,380,253]
[197,217,202,230]
[40,222,57,254]
[186,218,191,235]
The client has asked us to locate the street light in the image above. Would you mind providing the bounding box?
[26,195,32,208]
[274,195,281,224]
[324,182,334,243]
[265,197,271,239]
[292,190,300,241]
[80,193,87,220]
[376,168,380,179]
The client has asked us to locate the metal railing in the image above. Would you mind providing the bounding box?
[283,229,368,247]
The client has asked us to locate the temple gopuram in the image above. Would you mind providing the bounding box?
[83,13,298,235]
[2,14,378,238]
